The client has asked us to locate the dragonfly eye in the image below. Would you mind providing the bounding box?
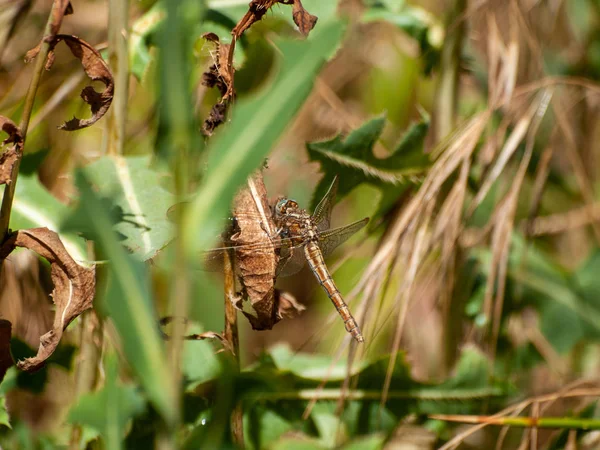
[275,199,288,215]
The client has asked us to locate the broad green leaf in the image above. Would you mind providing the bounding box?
[268,343,370,381]
[307,116,430,223]
[183,20,346,255]
[83,155,175,260]
[62,172,177,426]
[243,406,295,450]
[68,354,145,450]
[181,323,222,390]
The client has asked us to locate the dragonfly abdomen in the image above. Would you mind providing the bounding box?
[304,242,364,343]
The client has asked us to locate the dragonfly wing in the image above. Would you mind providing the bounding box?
[317,217,369,257]
[269,237,306,277]
[201,246,228,272]
[313,176,338,232]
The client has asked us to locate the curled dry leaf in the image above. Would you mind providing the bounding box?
[201,33,235,135]
[49,0,73,37]
[0,228,95,372]
[0,115,23,185]
[291,0,318,36]
[25,35,114,131]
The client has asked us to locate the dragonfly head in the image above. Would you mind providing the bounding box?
[275,198,299,217]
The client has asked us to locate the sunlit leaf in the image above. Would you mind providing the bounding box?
[83,155,175,260]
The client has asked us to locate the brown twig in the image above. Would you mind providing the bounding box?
[223,247,243,447]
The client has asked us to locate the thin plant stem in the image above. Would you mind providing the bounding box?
[104,0,129,155]
[0,0,63,242]
[223,248,243,447]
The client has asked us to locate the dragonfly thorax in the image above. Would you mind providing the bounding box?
[274,198,319,244]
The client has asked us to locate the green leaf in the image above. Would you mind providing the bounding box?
[83,155,175,260]
[183,20,346,255]
[268,343,370,381]
[307,116,430,222]
[243,406,295,450]
[129,2,165,80]
[181,323,222,390]
[68,354,145,450]
[62,172,177,426]
[341,434,386,450]
[311,402,348,447]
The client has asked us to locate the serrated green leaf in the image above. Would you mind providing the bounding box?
[307,116,430,222]
[68,355,145,450]
[83,155,175,260]
[183,20,346,256]
[62,172,177,426]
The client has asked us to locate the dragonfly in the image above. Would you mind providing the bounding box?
[204,176,369,342]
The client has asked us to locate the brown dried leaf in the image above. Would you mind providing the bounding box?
[277,291,305,320]
[291,0,317,36]
[201,33,235,135]
[0,116,23,149]
[0,150,19,186]
[25,35,114,131]
[0,115,23,185]
[50,0,73,37]
[0,228,95,372]
[231,174,281,330]
[0,319,13,382]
